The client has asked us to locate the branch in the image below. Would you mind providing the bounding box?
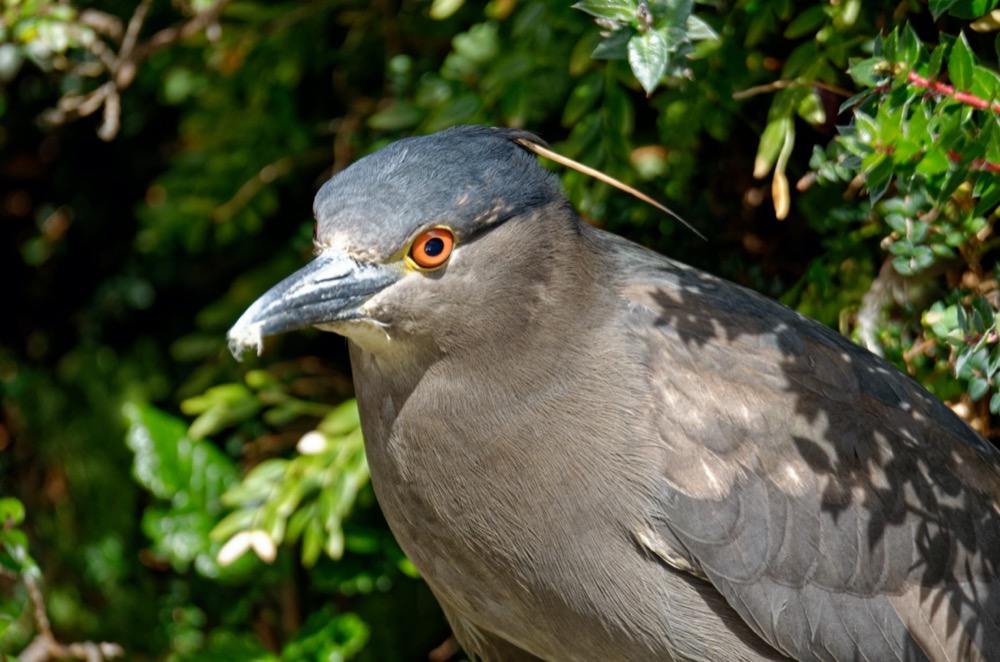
[947,149,1000,174]
[42,0,230,140]
[732,78,853,101]
[212,148,330,223]
[75,9,124,40]
[855,258,909,358]
[212,157,296,223]
[138,0,228,57]
[907,71,1000,114]
[18,575,124,662]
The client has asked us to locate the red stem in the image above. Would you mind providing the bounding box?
[904,71,1000,173]
[947,150,1000,173]
[907,71,1000,113]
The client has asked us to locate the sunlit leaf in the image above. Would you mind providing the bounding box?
[949,0,1000,19]
[627,29,670,94]
[949,32,975,90]
[123,402,238,504]
[573,0,637,23]
[930,0,959,18]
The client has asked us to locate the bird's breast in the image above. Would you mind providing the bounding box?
[348,335,687,658]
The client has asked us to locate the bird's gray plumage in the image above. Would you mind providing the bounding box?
[229,125,1000,661]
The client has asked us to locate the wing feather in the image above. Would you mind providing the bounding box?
[621,253,1000,660]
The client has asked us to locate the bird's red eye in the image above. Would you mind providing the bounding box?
[409,228,454,269]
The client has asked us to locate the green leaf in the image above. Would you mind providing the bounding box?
[971,66,1000,105]
[875,102,904,147]
[897,23,922,70]
[0,498,25,526]
[975,296,996,330]
[184,631,278,662]
[211,508,259,542]
[651,0,694,28]
[796,90,826,126]
[627,29,670,94]
[685,15,718,42]
[949,32,974,91]
[1,527,38,576]
[783,42,821,80]
[452,22,499,64]
[959,304,971,334]
[930,0,959,17]
[984,117,1000,164]
[784,5,827,39]
[863,152,894,202]
[301,518,324,567]
[913,245,935,270]
[882,27,899,63]
[592,28,631,60]
[909,220,929,243]
[975,180,1000,216]
[893,255,916,275]
[927,43,947,80]
[854,111,877,145]
[367,101,423,130]
[603,81,635,136]
[970,376,991,401]
[142,506,218,572]
[429,0,465,19]
[754,117,791,178]
[917,148,951,176]
[123,402,238,505]
[563,74,604,126]
[847,57,882,87]
[573,0,638,23]
[949,0,1000,18]
[281,609,369,662]
[318,399,362,437]
[184,383,261,440]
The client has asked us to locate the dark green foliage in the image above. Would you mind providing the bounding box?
[3,0,1000,659]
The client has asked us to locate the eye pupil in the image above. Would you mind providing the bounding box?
[423,237,444,257]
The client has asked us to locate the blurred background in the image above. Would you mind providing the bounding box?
[3,0,1000,659]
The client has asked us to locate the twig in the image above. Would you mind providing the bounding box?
[212,147,333,223]
[907,70,1000,113]
[864,72,1000,173]
[75,9,124,40]
[120,0,152,62]
[139,0,228,55]
[42,0,230,140]
[18,575,124,662]
[41,81,116,125]
[212,157,296,223]
[732,78,853,101]
[947,149,1000,174]
[64,24,118,73]
[855,258,907,358]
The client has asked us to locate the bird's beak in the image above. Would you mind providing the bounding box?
[227,249,400,359]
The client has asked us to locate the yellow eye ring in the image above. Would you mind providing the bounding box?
[409,228,454,270]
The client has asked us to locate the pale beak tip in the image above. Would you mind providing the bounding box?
[227,318,265,361]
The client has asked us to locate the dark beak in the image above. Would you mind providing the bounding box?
[227,249,400,358]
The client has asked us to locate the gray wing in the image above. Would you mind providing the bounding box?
[624,256,1000,661]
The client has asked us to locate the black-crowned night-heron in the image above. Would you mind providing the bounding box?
[228,125,1000,661]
